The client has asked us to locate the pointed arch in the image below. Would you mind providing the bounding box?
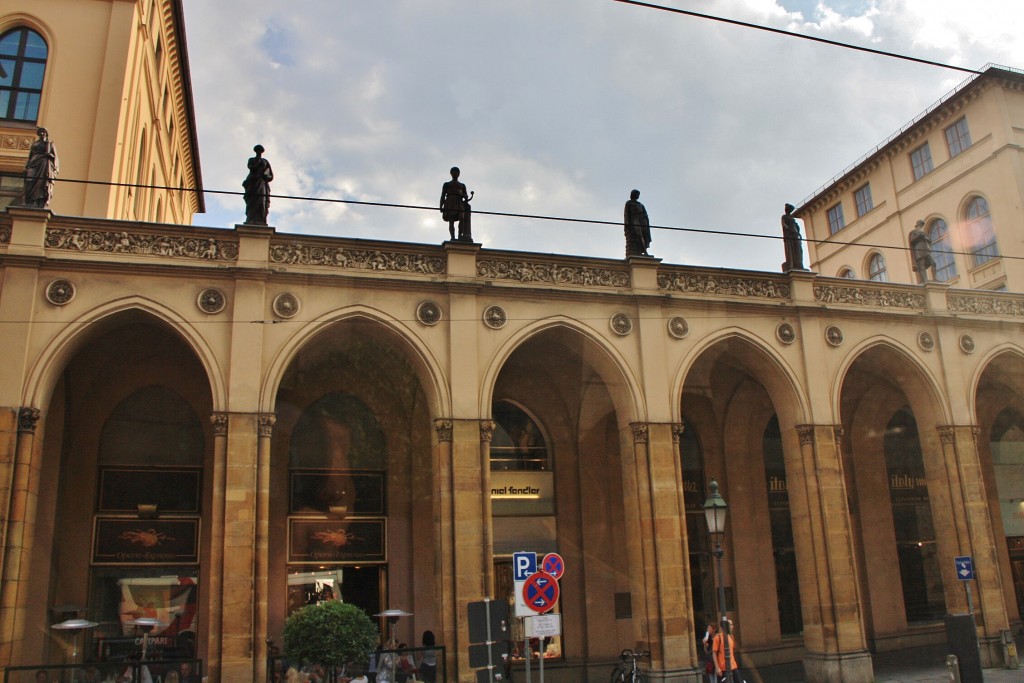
[260,305,448,418]
[23,296,225,411]
[479,315,643,425]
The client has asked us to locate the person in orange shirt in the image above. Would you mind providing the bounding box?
[711,618,739,683]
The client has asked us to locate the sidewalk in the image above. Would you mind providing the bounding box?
[752,642,1022,683]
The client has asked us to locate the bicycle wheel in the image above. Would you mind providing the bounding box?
[625,671,646,683]
[609,665,626,683]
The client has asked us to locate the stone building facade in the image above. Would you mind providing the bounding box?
[0,206,1022,682]
[796,65,1024,292]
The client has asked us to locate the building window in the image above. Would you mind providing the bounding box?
[868,253,888,282]
[854,184,874,218]
[0,28,48,122]
[837,267,856,279]
[945,117,972,158]
[927,219,957,282]
[910,143,934,180]
[827,203,845,235]
[964,196,999,267]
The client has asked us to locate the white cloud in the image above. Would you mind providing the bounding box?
[181,0,1024,270]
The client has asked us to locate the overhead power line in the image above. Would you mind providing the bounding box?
[48,176,1024,263]
[609,0,982,75]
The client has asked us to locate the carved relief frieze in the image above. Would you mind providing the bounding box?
[0,132,34,152]
[46,228,239,261]
[658,272,790,299]
[269,243,445,275]
[477,259,630,288]
[814,284,925,309]
[947,293,1024,317]
[0,223,10,243]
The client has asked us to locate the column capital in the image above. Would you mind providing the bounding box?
[210,412,229,437]
[937,424,980,444]
[796,424,815,445]
[17,407,40,433]
[794,424,844,445]
[479,420,496,443]
[434,419,453,443]
[671,423,685,444]
[630,422,649,444]
[257,413,276,437]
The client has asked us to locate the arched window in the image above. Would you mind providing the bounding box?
[837,267,856,279]
[964,196,999,267]
[0,28,48,122]
[867,253,888,282]
[490,401,549,471]
[927,219,957,282]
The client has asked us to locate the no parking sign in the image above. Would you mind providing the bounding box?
[522,570,559,614]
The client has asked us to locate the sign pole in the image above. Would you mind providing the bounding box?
[539,634,544,683]
[524,625,531,683]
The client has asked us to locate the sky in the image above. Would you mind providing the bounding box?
[181,0,1024,272]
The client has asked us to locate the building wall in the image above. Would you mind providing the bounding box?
[0,209,1022,682]
[0,0,202,222]
[797,70,1024,292]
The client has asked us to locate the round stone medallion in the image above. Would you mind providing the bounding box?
[45,279,75,306]
[197,288,226,314]
[417,300,442,326]
[272,292,300,319]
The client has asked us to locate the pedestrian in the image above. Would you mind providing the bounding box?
[712,618,739,683]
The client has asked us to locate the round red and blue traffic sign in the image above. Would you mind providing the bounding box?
[522,570,559,613]
[541,552,565,581]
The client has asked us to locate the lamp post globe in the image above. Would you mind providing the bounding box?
[703,479,734,683]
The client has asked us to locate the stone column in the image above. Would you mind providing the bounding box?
[432,419,457,680]
[206,413,228,683]
[253,414,275,682]
[0,408,41,665]
[789,425,872,683]
[219,412,260,681]
[938,425,1011,666]
[624,422,699,682]
[447,419,493,682]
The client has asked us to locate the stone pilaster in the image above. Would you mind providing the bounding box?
[219,412,260,681]
[206,413,228,682]
[938,425,1011,666]
[0,407,41,665]
[624,422,699,681]
[789,425,873,683]
[432,419,457,681]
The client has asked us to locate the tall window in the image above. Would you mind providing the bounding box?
[763,417,802,635]
[827,203,845,235]
[868,253,888,282]
[927,219,957,282]
[854,184,874,218]
[964,196,999,267]
[945,117,972,157]
[0,28,48,122]
[885,409,946,622]
[910,143,934,180]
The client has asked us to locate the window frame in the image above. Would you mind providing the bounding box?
[964,196,999,267]
[910,143,934,181]
[854,184,874,218]
[926,218,957,282]
[945,117,972,158]
[0,27,48,123]
[827,203,846,235]
[867,252,888,282]
[837,267,856,280]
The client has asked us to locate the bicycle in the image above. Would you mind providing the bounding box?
[610,648,650,683]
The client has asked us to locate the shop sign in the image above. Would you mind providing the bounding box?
[490,471,554,516]
[92,517,200,565]
[288,517,386,564]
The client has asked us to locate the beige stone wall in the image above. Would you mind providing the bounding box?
[0,210,1022,681]
[0,0,202,223]
[797,71,1024,292]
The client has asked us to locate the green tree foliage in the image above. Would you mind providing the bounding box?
[283,601,379,669]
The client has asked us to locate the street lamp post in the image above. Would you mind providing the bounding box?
[703,479,734,683]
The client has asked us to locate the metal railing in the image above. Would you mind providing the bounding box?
[3,658,202,683]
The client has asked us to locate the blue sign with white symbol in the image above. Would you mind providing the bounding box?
[955,555,975,581]
[513,551,537,581]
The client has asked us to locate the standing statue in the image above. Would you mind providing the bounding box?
[781,203,805,272]
[909,220,936,283]
[23,127,59,208]
[243,144,274,225]
[623,189,652,257]
[440,166,473,241]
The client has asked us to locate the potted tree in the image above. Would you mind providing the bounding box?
[283,601,379,677]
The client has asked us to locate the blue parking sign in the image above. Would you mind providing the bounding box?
[513,551,537,581]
